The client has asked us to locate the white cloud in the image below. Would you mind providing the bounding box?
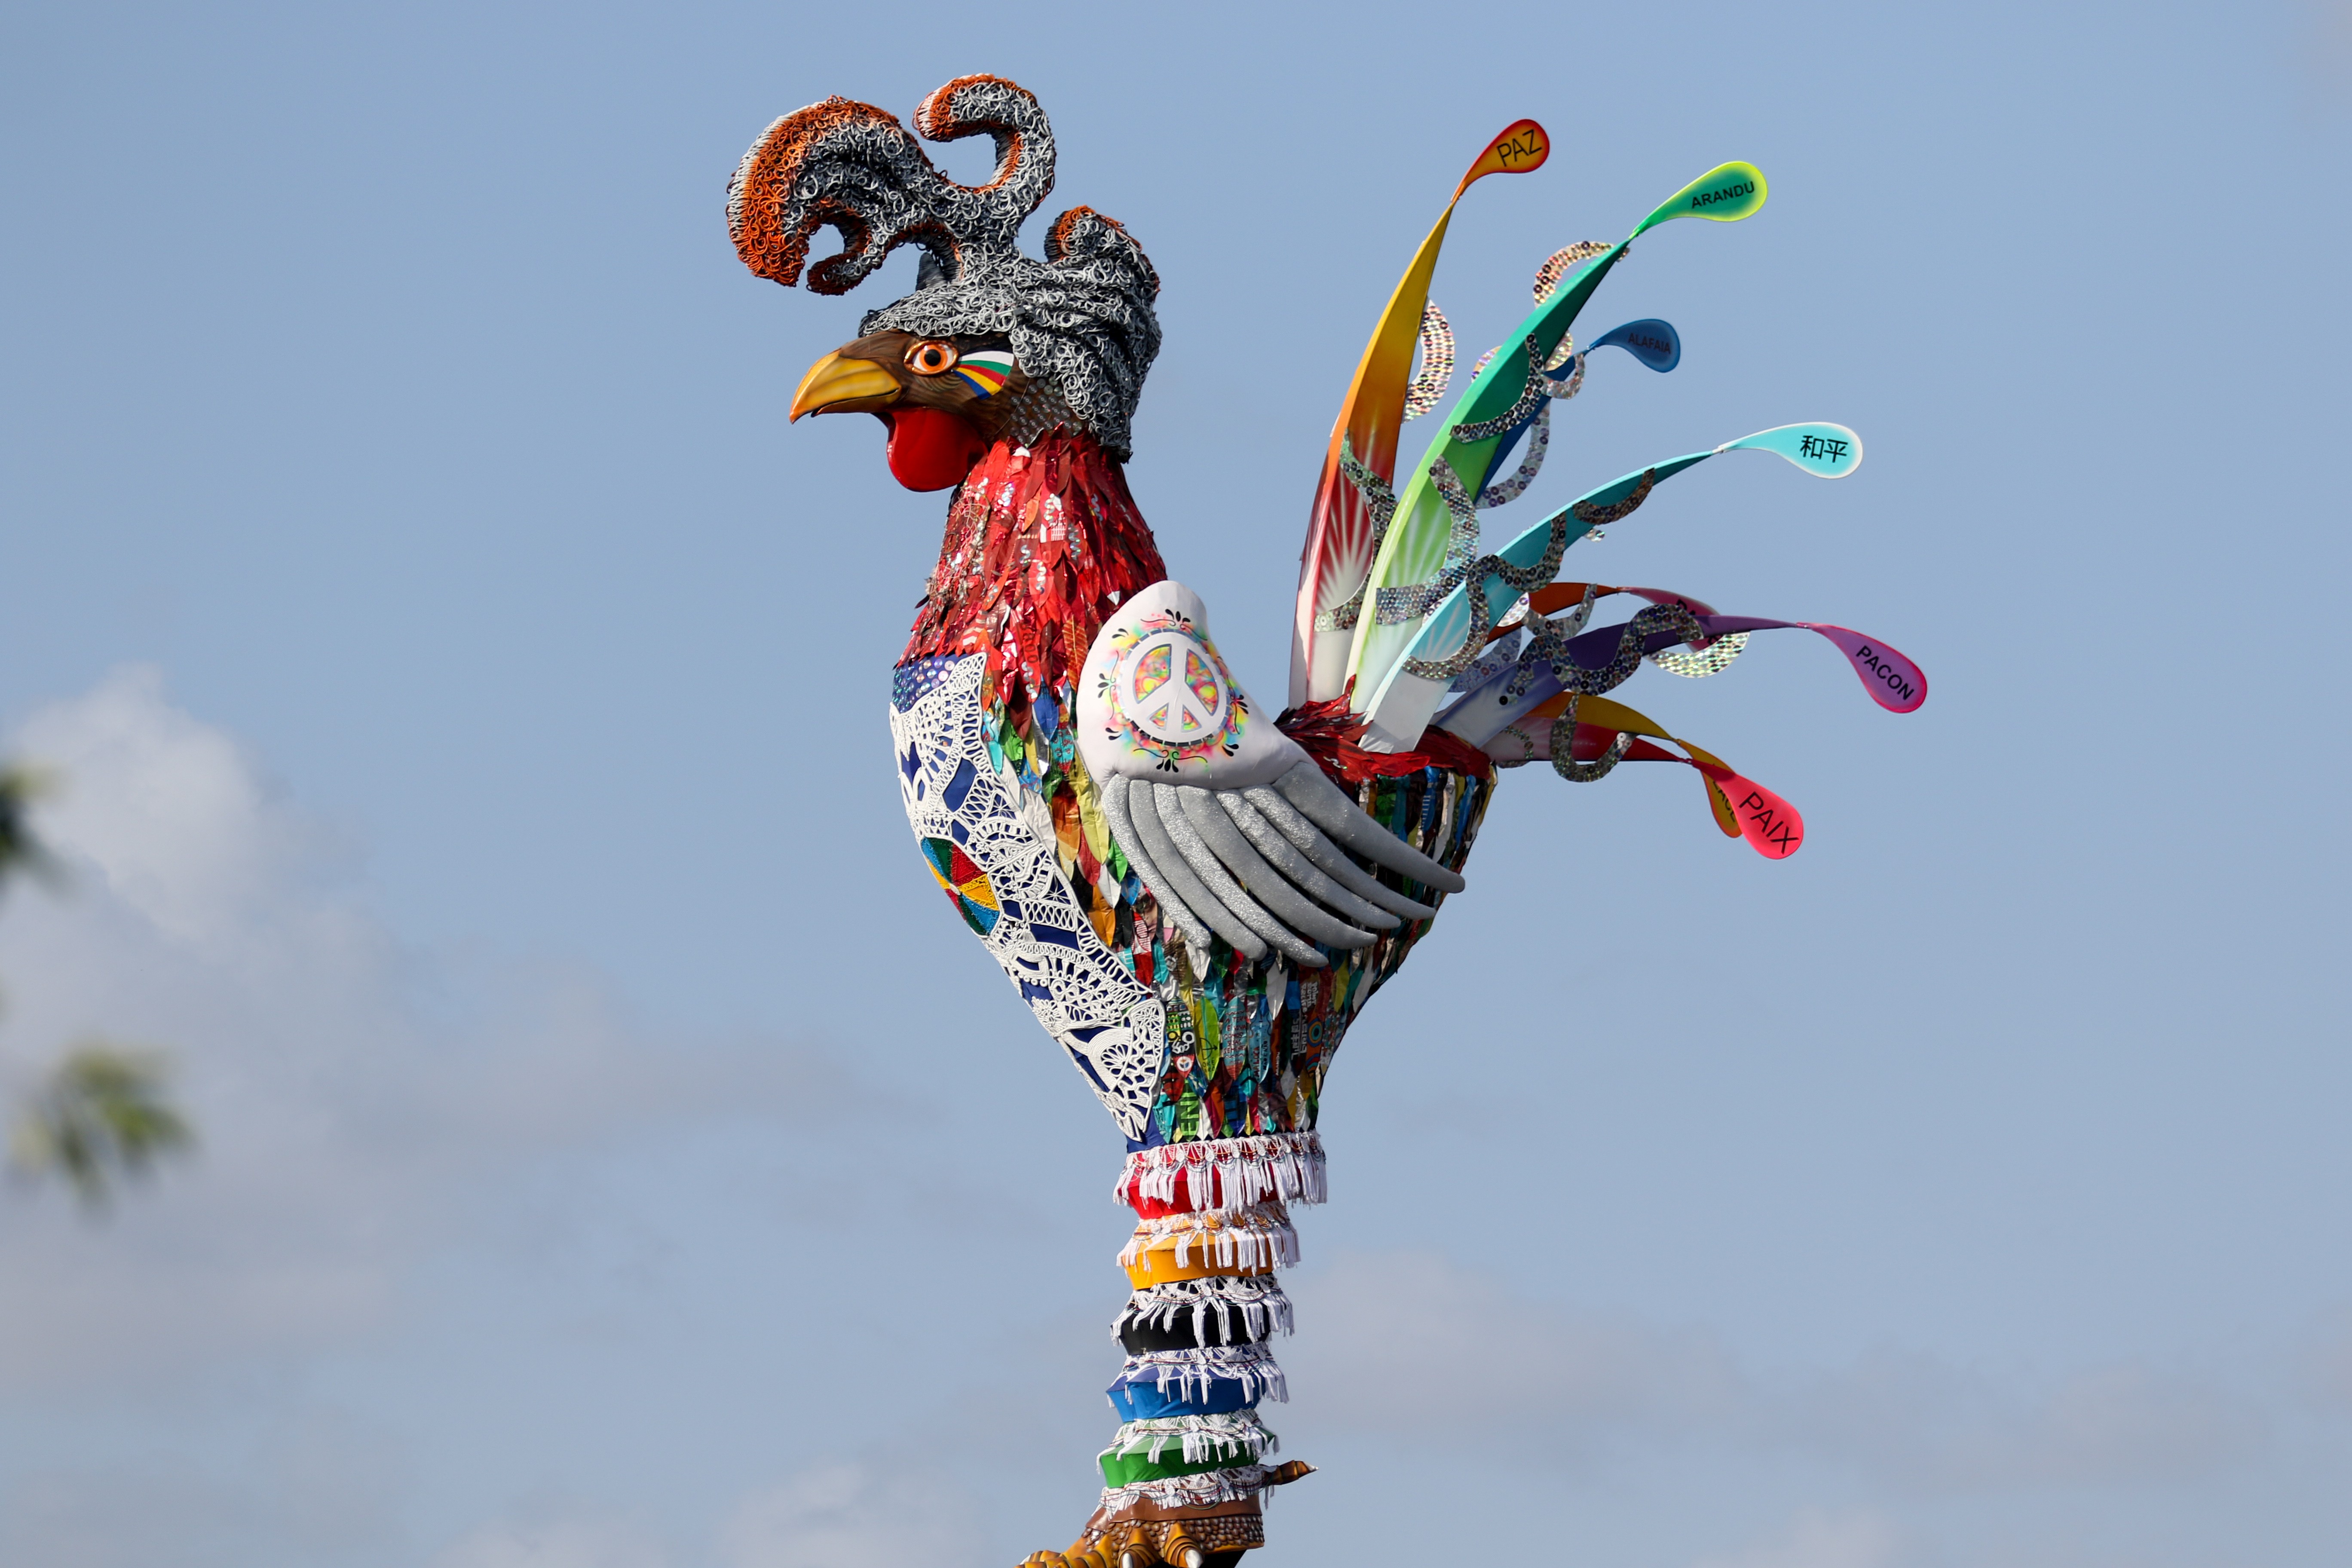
[720,1463,977,1568]
[433,1517,675,1568]
[1283,1248,1743,1444]
[9,665,330,949]
[0,668,845,1392]
[1689,1509,1908,1568]
[433,1462,985,1568]
[1791,1351,2264,1490]
[1285,1249,2263,1491]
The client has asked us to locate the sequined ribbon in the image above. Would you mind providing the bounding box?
[1395,499,1574,681]
[1401,302,1455,421]
[1372,459,1484,628]
[1311,433,1397,636]
[1651,631,1749,677]
[1394,466,1659,684]
[1546,693,1638,783]
[1450,335,1550,444]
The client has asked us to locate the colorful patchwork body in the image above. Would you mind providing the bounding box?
[885,431,1488,1553]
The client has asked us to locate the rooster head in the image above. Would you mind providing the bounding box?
[730,75,1159,491]
[789,328,1041,492]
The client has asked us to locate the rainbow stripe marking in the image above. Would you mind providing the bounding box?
[951,349,1015,398]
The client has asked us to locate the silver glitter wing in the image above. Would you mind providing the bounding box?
[1098,762,1464,968]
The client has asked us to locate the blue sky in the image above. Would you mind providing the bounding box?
[1,2,2348,1564]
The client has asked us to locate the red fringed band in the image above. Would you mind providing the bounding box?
[1116,1133,1327,1216]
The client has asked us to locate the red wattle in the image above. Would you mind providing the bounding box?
[885,406,989,492]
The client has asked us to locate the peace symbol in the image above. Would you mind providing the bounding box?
[1120,631,1228,744]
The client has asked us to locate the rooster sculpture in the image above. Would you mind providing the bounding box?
[729,74,1923,1568]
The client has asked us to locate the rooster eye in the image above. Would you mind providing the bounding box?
[906,340,960,376]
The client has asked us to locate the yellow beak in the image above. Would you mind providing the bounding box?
[789,351,902,421]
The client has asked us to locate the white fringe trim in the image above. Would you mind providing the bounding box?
[1096,1465,1271,1515]
[1103,1412,1277,1466]
[1113,1345,1288,1405]
[1115,1133,1327,1213]
[1113,1278,1295,1344]
[1118,1202,1298,1273]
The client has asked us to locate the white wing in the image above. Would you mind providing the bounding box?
[1079,582,1464,968]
